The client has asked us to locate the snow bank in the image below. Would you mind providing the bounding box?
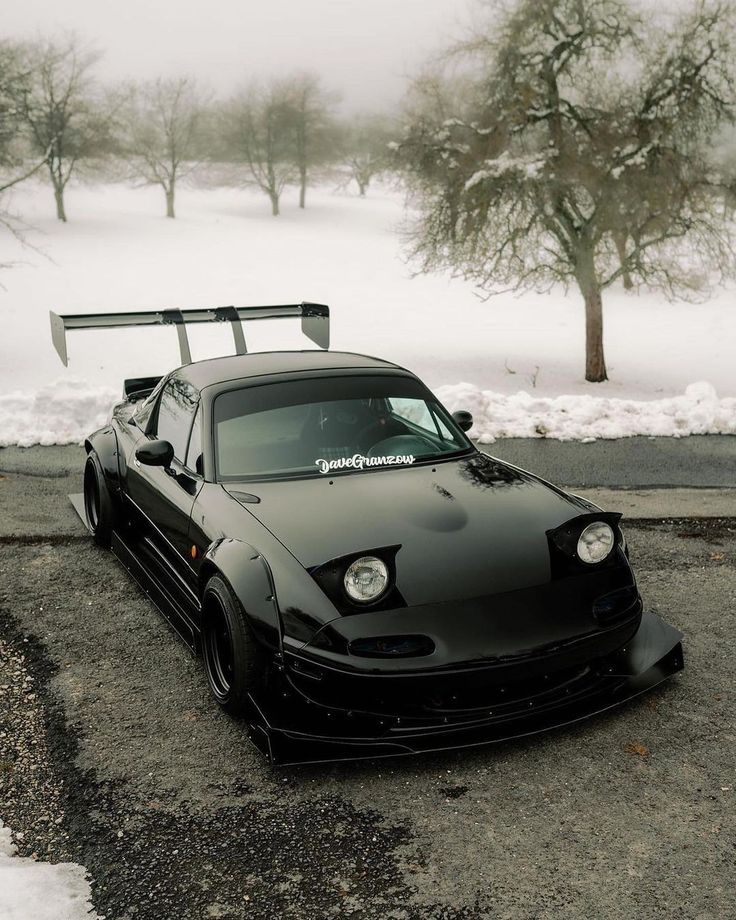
[0,378,119,448]
[0,822,101,920]
[1,378,734,448]
[436,381,736,442]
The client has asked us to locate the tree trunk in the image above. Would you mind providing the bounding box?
[53,183,67,222]
[613,231,633,290]
[270,192,280,217]
[575,246,608,383]
[724,190,736,220]
[357,179,367,197]
[165,186,175,219]
[299,167,307,209]
[583,283,607,382]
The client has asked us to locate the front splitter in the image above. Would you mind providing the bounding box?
[246,612,684,765]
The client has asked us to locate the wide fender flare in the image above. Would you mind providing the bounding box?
[201,538,281,652]
[85,426,121,494]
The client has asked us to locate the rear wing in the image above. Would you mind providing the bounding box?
[49,302,330,366]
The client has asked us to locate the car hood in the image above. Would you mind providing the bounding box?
[225,453,592,606]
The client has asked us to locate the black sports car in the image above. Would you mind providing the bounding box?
[51,302,683,764]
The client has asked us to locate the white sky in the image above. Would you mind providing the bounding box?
[4,0,472,111]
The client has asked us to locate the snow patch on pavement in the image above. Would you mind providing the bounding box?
[0,377,734,447]
[0,822,101,920]
[436,381,736,442]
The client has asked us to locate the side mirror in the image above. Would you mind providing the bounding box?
[453,410,474,433]
[136,439,174,467]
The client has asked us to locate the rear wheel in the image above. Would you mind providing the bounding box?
[83,451,115,548]
[202,575,265,717]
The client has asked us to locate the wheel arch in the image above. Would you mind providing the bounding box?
[199,539,282,652]
[86,425,121,492]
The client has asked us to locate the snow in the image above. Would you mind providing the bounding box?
[0,178,735,446]
[437,380,736,442]
[0,822,100,920]
[612,142,654,177]
[464,151,547,187]
[0,378,119,448]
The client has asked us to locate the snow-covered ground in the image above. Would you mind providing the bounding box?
[1,178,735,445]
[0,822,100,920]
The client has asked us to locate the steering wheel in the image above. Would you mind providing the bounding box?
[365,434,437,459]
[356,418,406,452]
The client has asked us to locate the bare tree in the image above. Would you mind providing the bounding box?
[1,43,32,188]
[398,0,736,382]
[0,42,25,172]
[0,40,46,251]
[222,81,294,216]
[710,124,736,216]
[19,36,111,222]
[342,112,396,196]
[285,72,338,208]
[123,77,204,218]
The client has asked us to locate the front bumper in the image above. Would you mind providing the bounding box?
[246,611,684,765]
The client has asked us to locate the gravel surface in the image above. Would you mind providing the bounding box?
[1,450,735,919]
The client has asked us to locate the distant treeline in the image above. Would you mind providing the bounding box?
[0,36,398,221]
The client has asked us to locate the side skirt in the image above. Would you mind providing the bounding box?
[111,530,199,653]
[72,493,280,757]
[70,493,199,653]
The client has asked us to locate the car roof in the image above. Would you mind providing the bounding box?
[179,350,410,390]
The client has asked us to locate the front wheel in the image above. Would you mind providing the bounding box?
[83,451,116,548]
[202,575,265,717]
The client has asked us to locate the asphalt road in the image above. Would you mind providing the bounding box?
[1,448,735,919]
[1,434,735,492]
[489,435,736,488]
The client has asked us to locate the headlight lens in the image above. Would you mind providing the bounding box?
[577,522,615,564]
[344,556,389,603]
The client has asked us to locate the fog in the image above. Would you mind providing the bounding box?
[4,0,471,110]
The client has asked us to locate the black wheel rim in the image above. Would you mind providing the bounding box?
[204,600,234,702]
[84,461,100,532]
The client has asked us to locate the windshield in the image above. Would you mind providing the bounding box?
[213,375,472,481]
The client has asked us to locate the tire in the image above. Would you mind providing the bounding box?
[201,575,265,717]
[83,451,115,548]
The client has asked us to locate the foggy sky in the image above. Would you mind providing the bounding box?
[4,0,472,111]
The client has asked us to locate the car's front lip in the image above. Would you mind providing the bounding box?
[245,611,683,764]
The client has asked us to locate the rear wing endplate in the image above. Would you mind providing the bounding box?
[49,302,329,366]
